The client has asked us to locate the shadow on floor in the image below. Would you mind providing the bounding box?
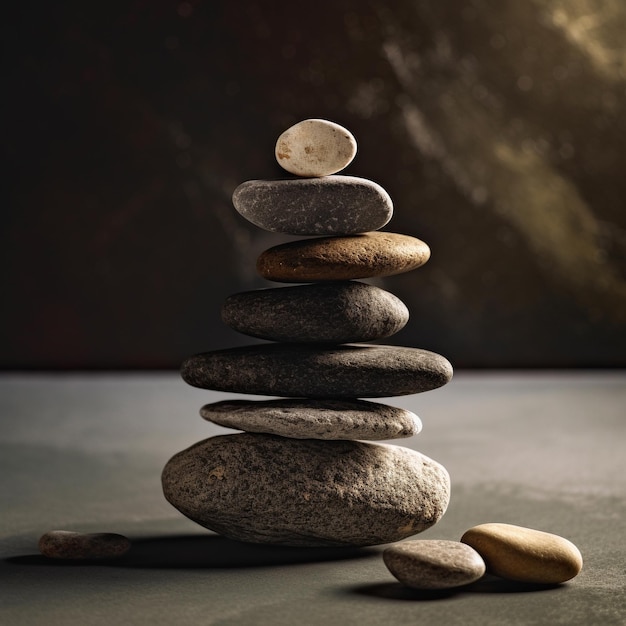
[6,533,379,569]
[350,575,562,602]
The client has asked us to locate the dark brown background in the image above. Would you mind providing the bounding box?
[3,0,626,369]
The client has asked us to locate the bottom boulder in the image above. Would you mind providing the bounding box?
[162,433,450,547]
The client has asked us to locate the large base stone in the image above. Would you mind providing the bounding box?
[162,433,450,547]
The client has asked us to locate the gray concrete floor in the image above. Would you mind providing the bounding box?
[1,371,624,625]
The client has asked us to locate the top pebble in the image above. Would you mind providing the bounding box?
[275,119,357,177]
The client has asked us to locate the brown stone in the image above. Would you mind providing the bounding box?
[256,232,430,282]
[38,530,131,560]
[461,523,583,584]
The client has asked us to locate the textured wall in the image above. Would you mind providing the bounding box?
[3,0,626,368]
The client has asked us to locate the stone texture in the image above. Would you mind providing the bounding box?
[38,531,131,560]
[222,281,409,343]
[256,232,430,282]
[383,540,486,590]
[200,398,421,440]
[461,523,583,584]
[232,176,392,235]
[275,118,357,177]
[161,433,450,546]
[181,343,453,398]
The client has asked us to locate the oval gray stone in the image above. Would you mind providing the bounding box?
[232,176,392,235]
[38,531,131,560]
[222,282,409,343]
[161,433,450,546]
[383,540,486,590]
[200,398,421,440]
[181,344,453,398]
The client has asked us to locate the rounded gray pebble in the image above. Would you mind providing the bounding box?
[200,398,421,440]
[181,343,453,398]
[232,176,392,235]
[383,540,486,589]
[222,282,409,343]
[162,433,450,546]
[38,530,131,560]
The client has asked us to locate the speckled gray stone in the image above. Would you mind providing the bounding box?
[161,433,450,546]
[232,176,392,235]
[181,344,453,398]
[257,232,430,282]
[199,398,421,440]
[222,282,409,343]
[38,531,131,560]
[383,540,486,590]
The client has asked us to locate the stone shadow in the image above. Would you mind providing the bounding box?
[6,533,379,569]
[350,575,563,602]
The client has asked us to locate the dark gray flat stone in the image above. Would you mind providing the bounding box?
[200,398,421,440]
[222,282,409,343]
[232,176,392,235]
[162,433,450,546]
[181,343,453,398]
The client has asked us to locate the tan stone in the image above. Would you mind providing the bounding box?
[461,523,583,584]
[275,119,357,177]
[257,231,430,282]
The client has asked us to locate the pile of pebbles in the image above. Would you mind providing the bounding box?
[162,119,454,547]
[36,119,583,591]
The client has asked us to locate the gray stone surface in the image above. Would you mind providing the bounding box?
[232,176,392,235]
[461,523,583,584]
[200,398,421,440]
[2,372,626,625]
[383,540,486,589]
[181,343,453,398]
[257,231,430,282]
[275,119,357,177]
[38,531,131,560]
[161,433,450,546]
[222,282,409,343]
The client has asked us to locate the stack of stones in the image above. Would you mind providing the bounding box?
[162,119,454,547]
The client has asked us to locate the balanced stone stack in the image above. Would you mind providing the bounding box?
[162,119,454,547]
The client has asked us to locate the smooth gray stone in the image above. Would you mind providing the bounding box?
[181,344,453,398]
[231,175,393,235]
[161,433,450,546]
[383,540,486,590]
[200,398,422,440]
[222,282,409,343]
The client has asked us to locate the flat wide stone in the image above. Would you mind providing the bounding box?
[256,232,430,282]
[222,282,409,343]
[275,118,357,177]
[383,540,486,590]
[162,433,450,546]
[200,398,421,440]
[232,176,392,235]
[181,344,453,398]
[461,523,583,584]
